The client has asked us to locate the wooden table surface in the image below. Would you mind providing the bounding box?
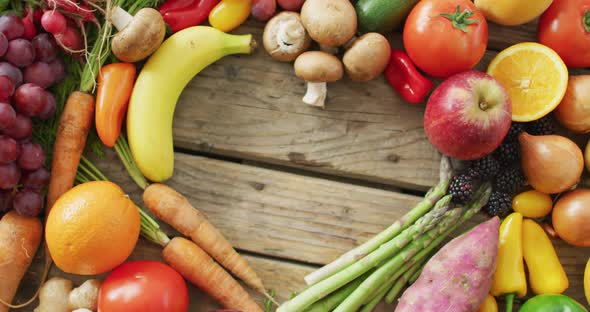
[14,17,590,312]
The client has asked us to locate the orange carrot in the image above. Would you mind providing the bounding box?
[46,91,95,213]
[0,212,42,312]
[143,183,266,293]
[162,237,263,312]
[95,63,136,147]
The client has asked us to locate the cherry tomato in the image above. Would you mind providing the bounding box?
[98,260,189,312]
[403,0,488,78]
[538,0,590,68]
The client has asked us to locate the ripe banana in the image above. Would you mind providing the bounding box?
[127,26,256,182]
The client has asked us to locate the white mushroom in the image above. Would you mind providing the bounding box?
[110,6,166,62]
[263,12,312,62]
[343,32,391,81]
[294,51,343,108]
[300,0,357,52]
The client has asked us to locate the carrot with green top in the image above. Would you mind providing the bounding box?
[46,91,95,213]
[143,183,267,295]
[0,212,43,312]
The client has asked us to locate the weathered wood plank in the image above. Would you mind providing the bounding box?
[172,23,440,190]
[91,149,425,266]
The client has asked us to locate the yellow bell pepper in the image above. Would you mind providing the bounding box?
[209,0,251,33]
[522,219,569,295]
[491,212,527,312]
[585,258,590,306]
[477,294,498,312]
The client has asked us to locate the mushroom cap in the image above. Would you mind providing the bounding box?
[294,51,343,82]
[300,0,357,47]
[263,12,312,62]
[112,8,166,63]
[343,33,391,81]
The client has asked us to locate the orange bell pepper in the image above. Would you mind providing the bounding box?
[95,63,136,147]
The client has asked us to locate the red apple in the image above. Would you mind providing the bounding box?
[424,70,512,160]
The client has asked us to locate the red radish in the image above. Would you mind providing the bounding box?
[22,15,36,40]
[47,0,98,23]
[41,10,67,35]
[54,27,83,53]
[33,8,44,24]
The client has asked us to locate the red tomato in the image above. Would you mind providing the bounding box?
[98,260,189,312]
[403,0,488,78]
[538,0,590,68]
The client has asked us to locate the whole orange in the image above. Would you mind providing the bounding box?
[46,181,140,275]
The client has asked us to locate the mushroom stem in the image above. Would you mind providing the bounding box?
[110,6,133,31]
[302,82,327,108]
[276,19,306,53]
[319,44,339,55]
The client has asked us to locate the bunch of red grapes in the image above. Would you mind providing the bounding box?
[0,14,66,218]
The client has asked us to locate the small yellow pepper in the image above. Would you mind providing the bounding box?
[585,257,590,306]
[491,212,527,312]
[512,190,553,218]
[477,294,498,312]
[209,0,252,33]
[522,218,569,295]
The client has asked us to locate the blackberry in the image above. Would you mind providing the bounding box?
[467,156,500,180]
[448,174,477,204]
[504,122,524,142]
[494,167,526,194]
[484,191,512,217]
[526,115,555,135]
[493,140,520,166]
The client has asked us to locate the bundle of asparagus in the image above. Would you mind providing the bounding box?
[277,157,493,312]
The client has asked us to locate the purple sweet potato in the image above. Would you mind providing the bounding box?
[395,217,500,312]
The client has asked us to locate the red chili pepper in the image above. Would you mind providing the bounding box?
[159,0,196,14]
[384,49,433,104]
[160,0,221,33]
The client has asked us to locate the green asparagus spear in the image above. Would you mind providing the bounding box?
[334,184,492,312]
[334,208,463,312]
[304,156,452,286]
[277,193,453,312]
[384,257,426,304]
[305,271,373,312]
[360,284,389,312]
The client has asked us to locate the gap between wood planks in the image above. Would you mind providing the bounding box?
[173,146,427,198]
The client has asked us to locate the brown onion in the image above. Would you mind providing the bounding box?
[554,75,590,133]
[519,132,584,194]
[553,189,590,247]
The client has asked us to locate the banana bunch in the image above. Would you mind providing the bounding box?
[127,26,257,182]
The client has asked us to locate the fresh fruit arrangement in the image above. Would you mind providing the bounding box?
[1,0,590,311]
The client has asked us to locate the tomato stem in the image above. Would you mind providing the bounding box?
[584,10,590,33]
[439,5,479,33]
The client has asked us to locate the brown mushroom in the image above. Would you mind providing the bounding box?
[343,32,391,81]
[110,6,166,63]
[300,0,357,50]
[263,12,312,62]
[294,51,343,108]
